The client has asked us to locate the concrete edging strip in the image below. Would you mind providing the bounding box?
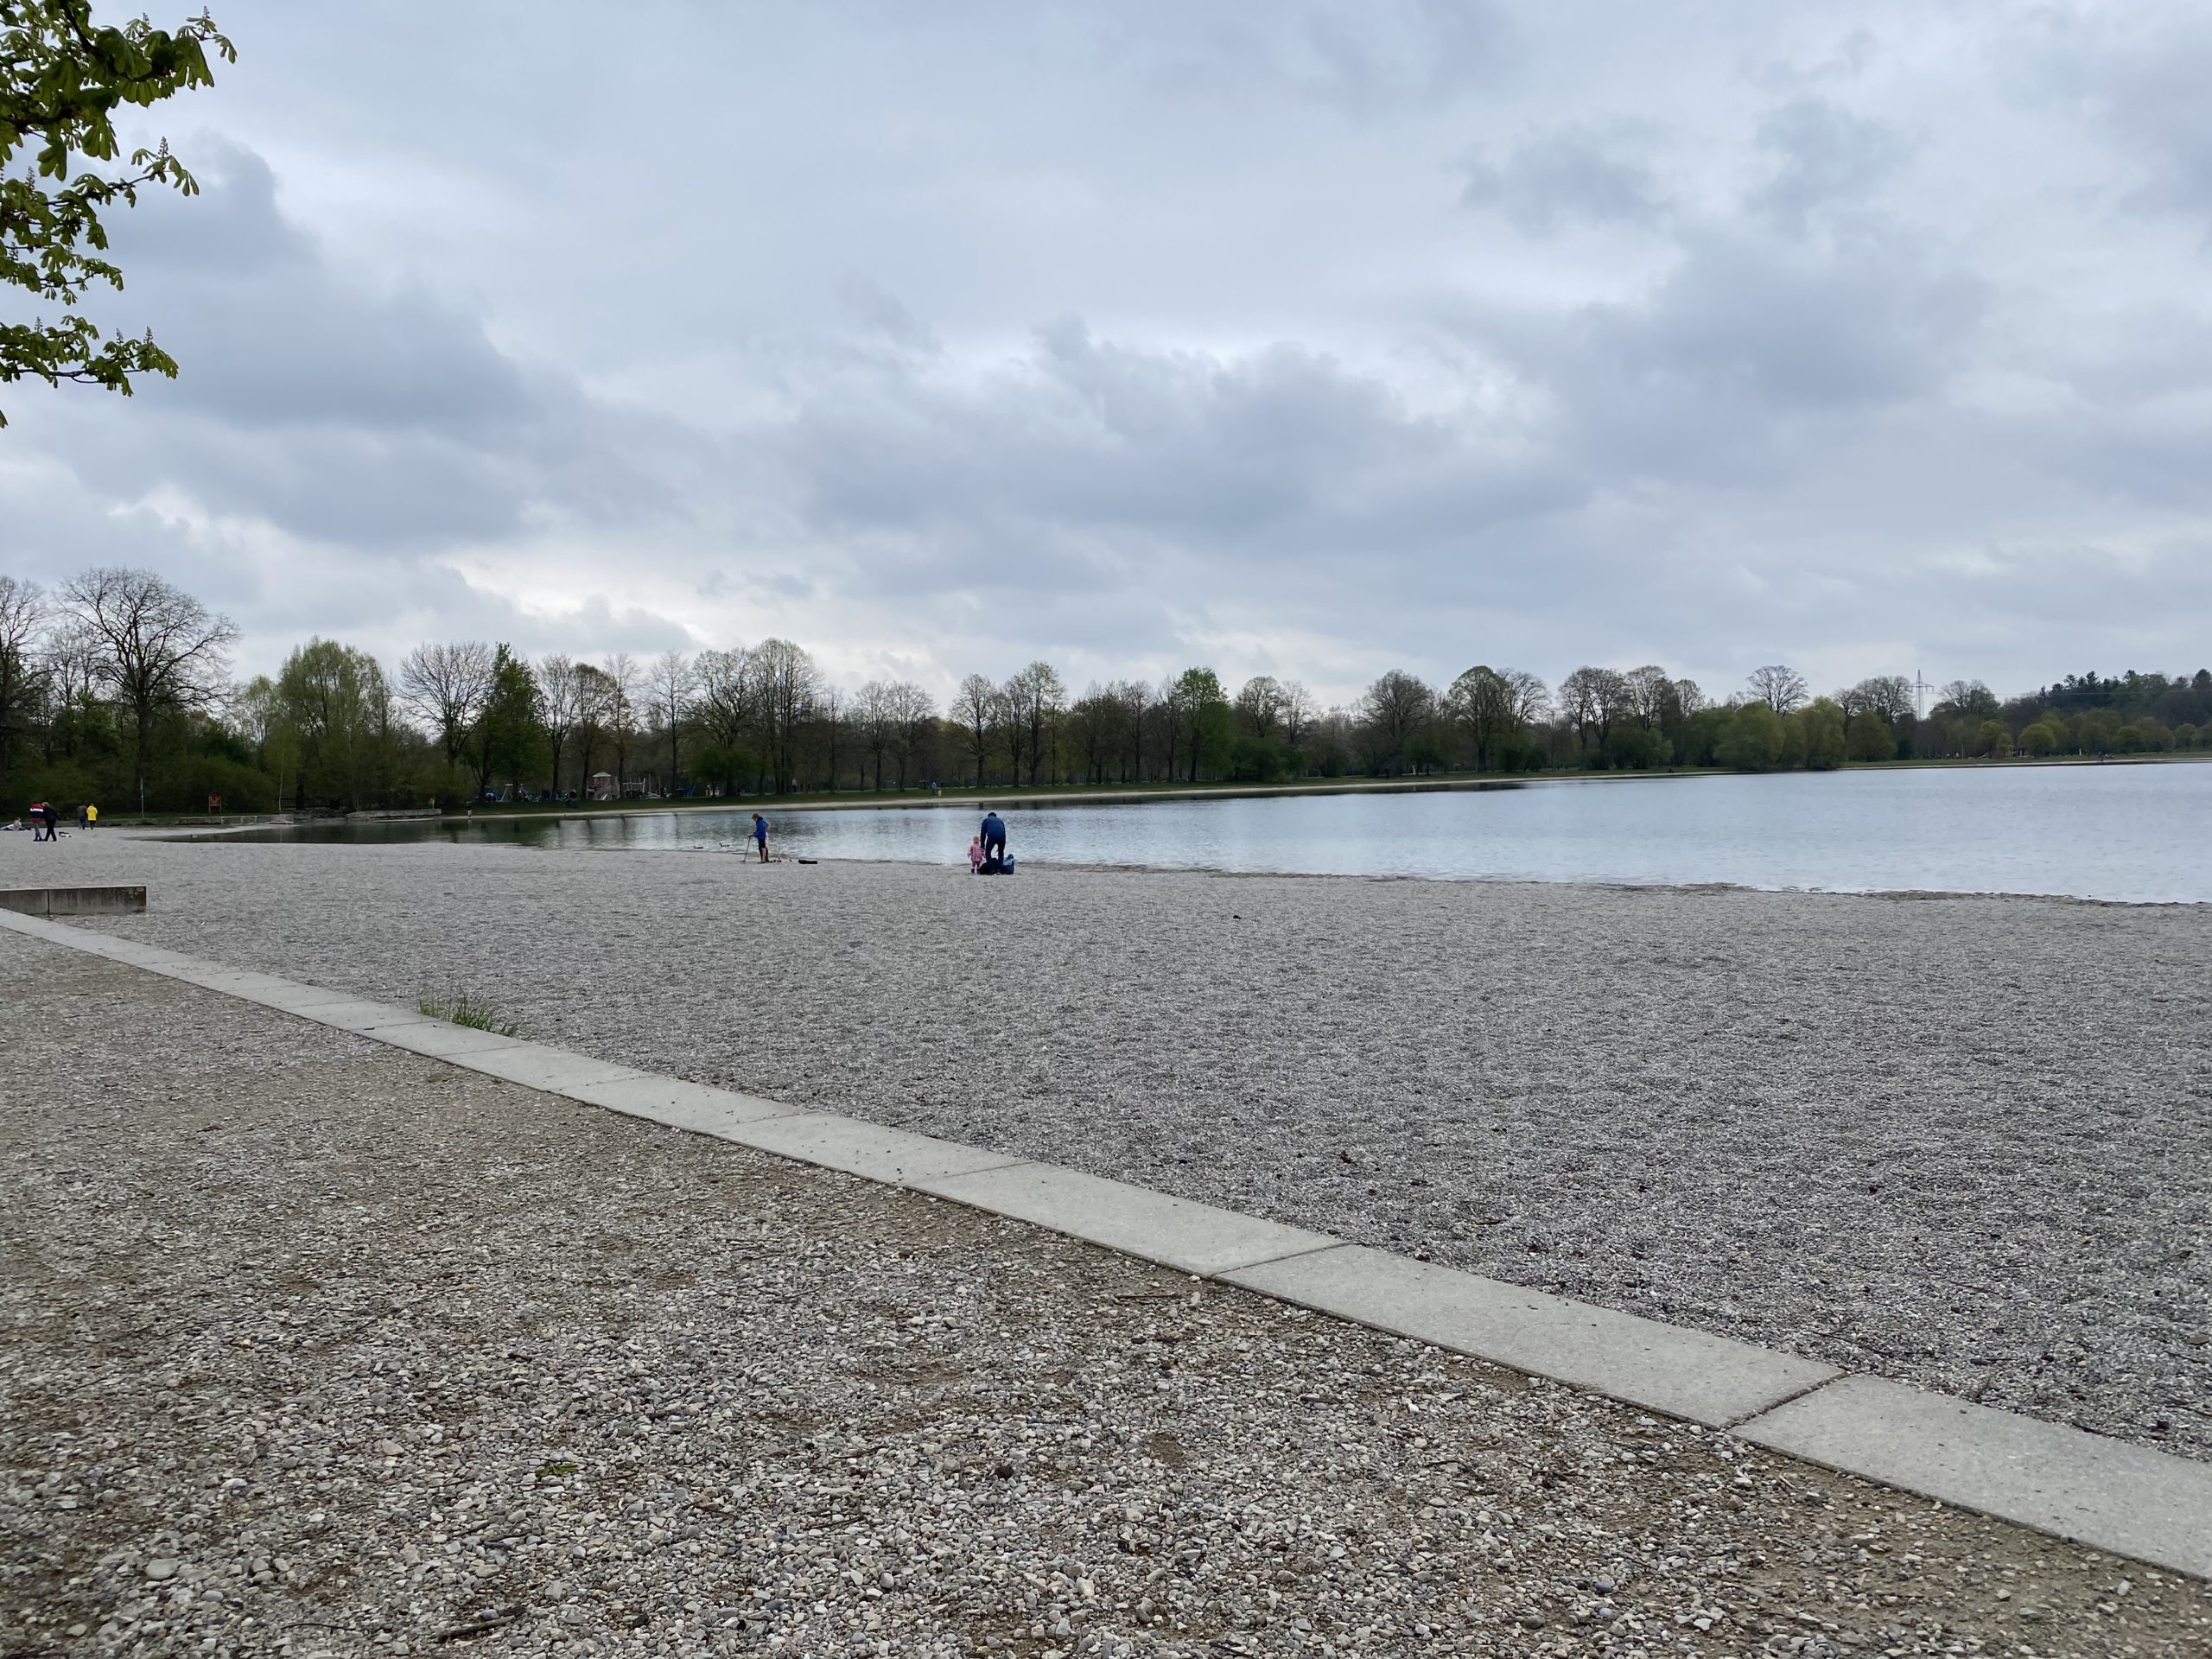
[917,1161,1341,1278]
[3,903,2207,1582]
[1224,1243,1838,1428]
[1737,1374,2212,1579]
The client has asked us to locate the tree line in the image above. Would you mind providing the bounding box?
[2,568,2208,816]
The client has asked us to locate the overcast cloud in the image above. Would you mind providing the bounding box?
[5,0,2211,703]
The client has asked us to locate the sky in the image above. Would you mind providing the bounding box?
[5,0,2212,707]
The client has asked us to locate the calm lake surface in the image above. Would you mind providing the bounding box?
[221,763,2212,903]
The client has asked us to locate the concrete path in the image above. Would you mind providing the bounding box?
[3,926,2210,1657]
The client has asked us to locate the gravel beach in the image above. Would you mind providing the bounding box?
[10,830,2209,1465]
[6,929,2208,1658]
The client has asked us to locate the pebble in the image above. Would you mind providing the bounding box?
[3,913,2209,1659]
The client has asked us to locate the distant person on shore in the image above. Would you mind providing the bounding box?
[980,810,1006,864]
[30,802,54,842]
[968,835,985,874]
[86,803,98,829]
[752,812,770,863]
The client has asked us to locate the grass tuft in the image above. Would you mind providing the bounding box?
[417,990,521,1038]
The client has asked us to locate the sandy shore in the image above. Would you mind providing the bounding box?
[9,830,2208,1465]
[7,931,2208,1657]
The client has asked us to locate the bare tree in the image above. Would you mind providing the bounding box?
[1067,683,1112,785]
[1623,665,1680,727]
[536,655,582,793]
[60,566,238,810]
[1503,670,1551,727]
[891,682,936,790]
[1746,664,1810,715]
[398,641,495,777]
[692,646,752,791]
[645,650,696,791]
[572,661,613,795]
[747,639,818,791]
[857,678,897,790]
[1840,674,1915,723]
[1005,660,1066,785]
[0,576,45,782]
[1446,664,1518,771]
[814,683,847,790]
[1358,670,1435,774]
[1235,675,1287,740]
[1280,679,1319,748]
[601,653,639,792]
[1111,678,1155,782]
[955,672,999,787]
[1557,666,1624,757]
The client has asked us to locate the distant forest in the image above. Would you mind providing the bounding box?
[3,569,2208,815]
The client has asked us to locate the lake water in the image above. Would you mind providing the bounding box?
[215,762,2212,903]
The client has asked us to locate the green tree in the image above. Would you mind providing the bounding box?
[1974,718,2010,757]
[1170,667,1231,783]
[276,637,391,810]
[1717,701,1785,771]
[2,2,233,426]
[468,644,540,796]
[1846,711,1895,762]
[1796,696,1847,770]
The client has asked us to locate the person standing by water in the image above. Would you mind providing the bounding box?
[980,810,1007,866]
[85,803,96,830]
[752,812,770,863]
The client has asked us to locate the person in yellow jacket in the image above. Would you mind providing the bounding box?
[84,803,98,830]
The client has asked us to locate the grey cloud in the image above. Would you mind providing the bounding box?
[55,142,710,555]
[1452,226,1986,487]
[836,275,940,355]
[2025,8,2212,231]
[1299,0,1516,115]
[784,317,1575,571]
[1106,0,1516,116]
[1460,126,1669,234]
[1749,96,1912,232]
[8,3,2212,702]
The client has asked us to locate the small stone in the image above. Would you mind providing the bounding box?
[145,1559,178,1581]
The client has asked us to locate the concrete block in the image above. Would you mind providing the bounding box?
[1224,1245,1837,1428]
[447,1044,645,1093]
[1738,1375,2212,1579]
[563,1073,802,1134]
[918,1162,1338,1275]
[727,1111,1025,1186]
[0,885,145,917]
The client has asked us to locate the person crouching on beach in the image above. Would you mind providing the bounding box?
[752,813,770,862]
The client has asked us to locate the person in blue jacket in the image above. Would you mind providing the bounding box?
[979,810,1007,868]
